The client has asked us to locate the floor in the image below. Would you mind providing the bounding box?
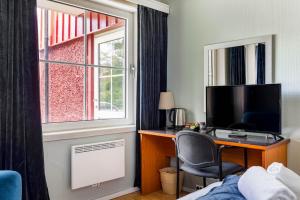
[114,191,188,200]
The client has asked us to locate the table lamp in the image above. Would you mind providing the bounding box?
[159,92,175,129]
[159,92,175,110]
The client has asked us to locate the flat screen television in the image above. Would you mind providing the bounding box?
[206,84,281,135]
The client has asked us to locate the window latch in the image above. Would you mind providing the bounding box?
[129,64,136,78]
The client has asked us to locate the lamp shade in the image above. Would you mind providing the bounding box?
[159,92,175,110]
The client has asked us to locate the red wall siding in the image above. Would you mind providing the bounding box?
[48,38,85,122]
[39,62,46,123]
[87,35,95,120]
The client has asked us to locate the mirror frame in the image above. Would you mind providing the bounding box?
[203,35,274,112]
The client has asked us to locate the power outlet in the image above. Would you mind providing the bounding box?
[196,184,203,190]
[91,183,102,189]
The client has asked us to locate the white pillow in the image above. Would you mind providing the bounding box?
[238,166,297,200]
[267,162,300,199]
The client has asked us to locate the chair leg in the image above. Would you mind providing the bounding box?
[176,150,180,199]
[203,177,207,187]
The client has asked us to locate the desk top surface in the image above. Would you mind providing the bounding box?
[139,129,290,150]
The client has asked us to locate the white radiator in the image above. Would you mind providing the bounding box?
[71,139,125,189]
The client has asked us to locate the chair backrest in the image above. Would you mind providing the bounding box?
[0,170,22,200]
[176,130,218,168]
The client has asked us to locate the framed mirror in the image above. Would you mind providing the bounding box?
[203,35,273,110]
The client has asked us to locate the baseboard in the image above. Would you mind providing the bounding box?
[95,187,140,200]
[182,186,196,193]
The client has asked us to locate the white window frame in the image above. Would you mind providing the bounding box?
[41,0,136,133]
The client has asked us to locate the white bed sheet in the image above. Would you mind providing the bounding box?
[179,181,223,200]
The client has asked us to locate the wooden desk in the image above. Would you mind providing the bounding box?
[139,130,290,195]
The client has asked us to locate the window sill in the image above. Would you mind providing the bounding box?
[43,125,136,142]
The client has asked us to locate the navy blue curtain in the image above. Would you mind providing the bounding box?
[228,46,246,85]
[256,43,266,84]
[0,0,50,199]
[135,5,168,187]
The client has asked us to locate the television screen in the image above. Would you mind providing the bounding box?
[206,84,281,134]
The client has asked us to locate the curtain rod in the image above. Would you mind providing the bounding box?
[41,0,169,14]
[125,0,169,14]
[90,0,170,14]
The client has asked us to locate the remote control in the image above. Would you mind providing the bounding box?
[228,134,248,138]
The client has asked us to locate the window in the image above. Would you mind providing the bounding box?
[94,29,126,119]
[37,1,135,130]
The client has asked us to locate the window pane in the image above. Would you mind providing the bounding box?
[91,24,126,120]
[85,11,126,34]
[112,75,125,111]
[92,68,125,119]
[99,42,112,66]
[98,38,125,68]
[37,4,85,64]
[39,62,46,123]
[37,8,45,59]
[112,38,125,68]
[100,68,111,76]
[47,63,85,123]
[100,77,111,104]
[86,10,126,66]
[112,68,124,75]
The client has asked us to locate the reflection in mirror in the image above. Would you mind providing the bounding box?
[208,43,265,86]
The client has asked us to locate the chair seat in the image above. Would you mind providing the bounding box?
[181,162,243,179]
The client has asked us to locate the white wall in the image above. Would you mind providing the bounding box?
[167,0,300,176]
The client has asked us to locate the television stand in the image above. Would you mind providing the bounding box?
[271,134,284,142]
[227,132,284,141]
[202,127,216,135]
[207,129,285,146]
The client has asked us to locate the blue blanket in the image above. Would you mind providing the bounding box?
[197,175,246,200]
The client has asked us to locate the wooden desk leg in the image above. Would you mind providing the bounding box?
[140,134,175,195]
[244,148,248,169]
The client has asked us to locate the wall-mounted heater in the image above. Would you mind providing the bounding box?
[71,139,125,189]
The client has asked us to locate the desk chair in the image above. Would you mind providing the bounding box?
[175,130,244,198]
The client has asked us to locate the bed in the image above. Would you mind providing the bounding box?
[179,175,245,200]
[178,164,300,200]
[179,181,222,200]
